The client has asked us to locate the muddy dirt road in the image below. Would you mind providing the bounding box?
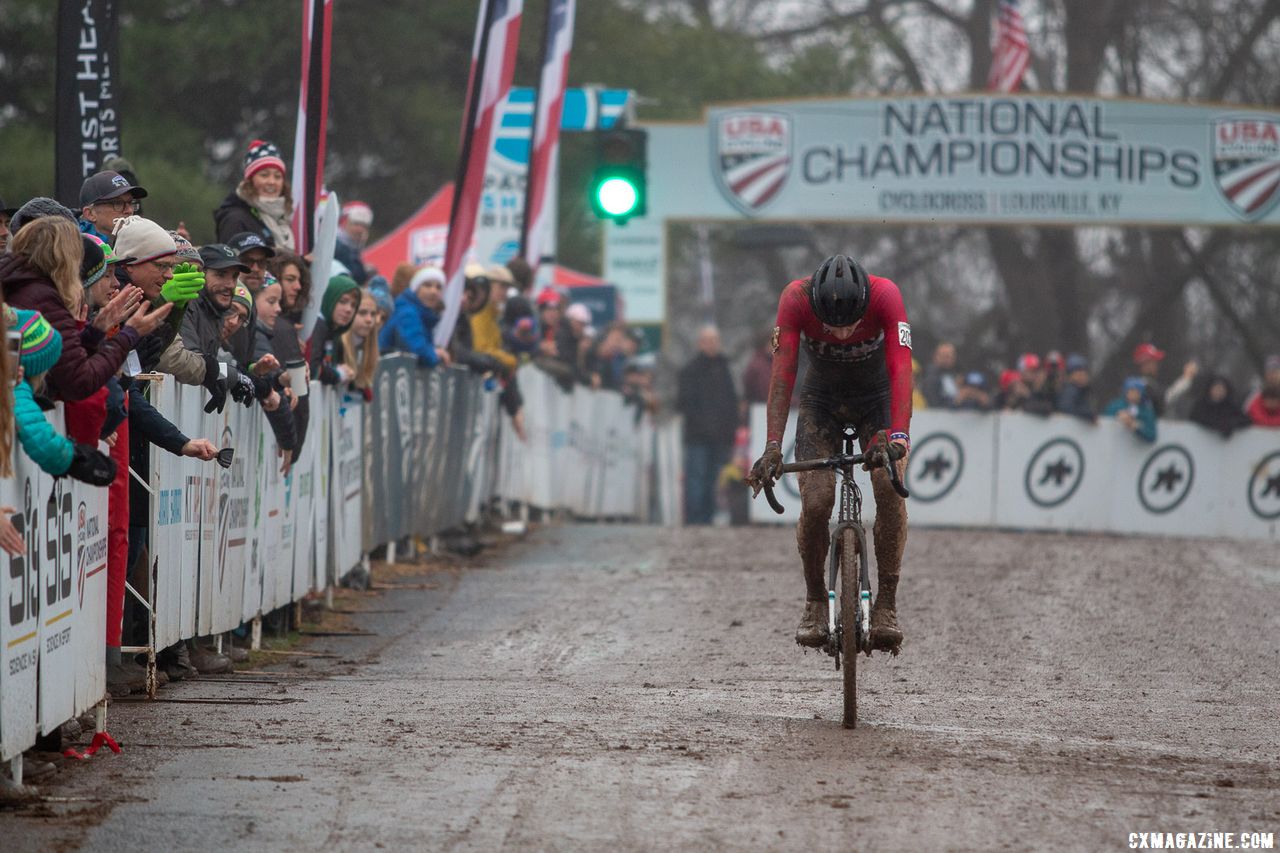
[6,525,1279,851]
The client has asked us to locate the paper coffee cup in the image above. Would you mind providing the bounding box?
[286,360,309,398]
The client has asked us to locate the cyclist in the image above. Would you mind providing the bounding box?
[746,255,913,653]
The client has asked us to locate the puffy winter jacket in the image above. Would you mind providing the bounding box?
[379,291,441,367]
[13,381,74,475]
[0,253,138,401]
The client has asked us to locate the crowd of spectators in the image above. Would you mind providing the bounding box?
[918,339,1280,443]
[0,138,667,784]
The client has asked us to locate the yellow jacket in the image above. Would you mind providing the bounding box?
[470,301,517,372]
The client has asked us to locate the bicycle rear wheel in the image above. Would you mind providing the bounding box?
[839,526,864,728]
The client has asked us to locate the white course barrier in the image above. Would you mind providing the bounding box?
[750,405,1280,541]
[1,407,109,762]
[494,365,659,519]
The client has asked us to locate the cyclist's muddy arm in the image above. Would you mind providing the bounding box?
[873,278,914,446]
[766,290,807,445]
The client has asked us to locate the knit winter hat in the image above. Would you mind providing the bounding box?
[81,235,108,287]
[11,308,63,378]
[244,139,287,181]
[340,201,373,227]
[113,215,177,265]
[321,275,361,331]
[168,230,203,266]
[9,197,78,233]
[231,284,253,315]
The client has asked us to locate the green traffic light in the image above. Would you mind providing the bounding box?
[596,176,639,217]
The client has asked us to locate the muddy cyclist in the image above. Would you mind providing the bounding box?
[746,254,913,654]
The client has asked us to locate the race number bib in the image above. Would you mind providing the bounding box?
[897,322,912,349]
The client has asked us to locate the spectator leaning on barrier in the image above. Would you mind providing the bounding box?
[920,341,957,408]
[380,266,452,368]
[270,251,311,325]
[252,275,298,473]
[341,289,382,398]
[1017,352,1056,416]
[309,274,361,387]
[336,201,373,285]
[179,244,258,408]
[113,217,222,404]
[500,255,535,333]
[1245,356,1280,427]
[1055,353,1097,422]
[1164,358,1199,419]
[1133,343,1167,417]
[1104,376,1158,443]
[78,169,146,244]
[953,371,992,411]
[215,139,295,250]
[677,325,739,526]
[1,216,160,401]
[7,308,116,484]
[448,265,502,376]
[1189,374,1252,439]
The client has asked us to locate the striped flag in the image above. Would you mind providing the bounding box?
[520,0,576,270]
[435,0,525,347]
[987,0,1030,93]
[291,0,334,254]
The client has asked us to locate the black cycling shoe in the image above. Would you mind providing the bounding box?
[795,600,828,648]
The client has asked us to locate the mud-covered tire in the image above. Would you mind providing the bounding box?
[840,526,861,729]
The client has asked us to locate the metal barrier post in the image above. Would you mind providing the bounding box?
[8,755,21,787]
[250,616,262,651]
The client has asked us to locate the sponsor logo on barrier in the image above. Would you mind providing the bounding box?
[1024,437,1085,508]
[714,111,792,215]
[1246,450,1280,521]
[1211,116,1280,221]
[1137,445,1195,515]
[905,433,963,503]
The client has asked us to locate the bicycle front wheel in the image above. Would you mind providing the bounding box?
[839,526,864,728]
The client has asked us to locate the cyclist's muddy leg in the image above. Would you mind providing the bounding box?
[796,468,836,600]
[869,457,907,650]
[794,407,837,602]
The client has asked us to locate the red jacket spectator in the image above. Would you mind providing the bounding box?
[1245,383,1280,427]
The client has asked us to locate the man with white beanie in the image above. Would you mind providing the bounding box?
[114,216,229,411]
[335,200,373,285]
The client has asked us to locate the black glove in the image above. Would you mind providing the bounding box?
[747,442,784,495]
[864,431,907,471]
[202,354,228,414]
[229,371,256,408]
[66,443,117,487]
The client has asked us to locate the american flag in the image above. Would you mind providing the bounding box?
[436,0,525,347]
[521,0,576,270]
[290,0,333,253]
[987,0,1029,93]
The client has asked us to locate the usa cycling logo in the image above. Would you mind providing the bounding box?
[714,111,792,216]
[1211,115,1280,221]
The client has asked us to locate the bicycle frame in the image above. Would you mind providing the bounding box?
[825,428,871,660]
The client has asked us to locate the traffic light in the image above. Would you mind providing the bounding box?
[589,128,647,223]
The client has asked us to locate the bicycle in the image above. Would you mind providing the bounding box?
[757,426,909,728]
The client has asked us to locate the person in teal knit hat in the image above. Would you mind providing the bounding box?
[9,307,116,485]
[307,274,361,387]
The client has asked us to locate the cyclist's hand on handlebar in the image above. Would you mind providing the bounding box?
[864,431,907,471]
[747,443,784,496]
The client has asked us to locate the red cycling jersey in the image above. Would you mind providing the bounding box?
[766,275,913,444]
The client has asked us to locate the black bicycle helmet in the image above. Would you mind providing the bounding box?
[808,254,871,327]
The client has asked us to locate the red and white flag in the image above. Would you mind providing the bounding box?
[987,0,1029,93]
[521,0,576,270]
[435,0,524,347]
[291,0,333,254]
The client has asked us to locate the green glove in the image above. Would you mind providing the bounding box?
[158,263,205,306]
